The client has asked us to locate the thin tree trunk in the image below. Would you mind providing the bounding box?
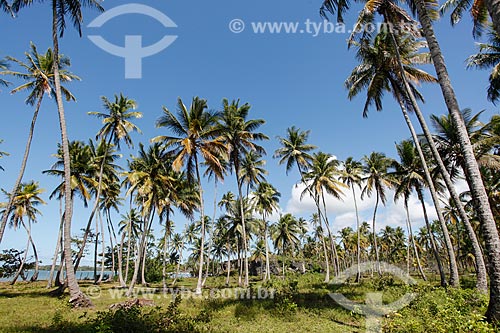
[264,216,271,281]
[372,192,381,276]
[406,203,427,281]
[97,213,106,284]
[93,215,98,283]
[225,239,231,286]
[203,180,218,287]
[117,232,126,287]
[11,236,30,285]
[352,187,361,282]
[321,192,339,276]
[418,189,447,286]
[105,210,116,282]
[392,89,459,286]
[234,162,249,287]
[124,225,131,283]
[415,0,500,316]
[0,96,43,244]
[52,0,90,306]
[162,210,170,291]
[26,220,39,282]
[47,211,64,288]
[195,156,206,294]
[317,206,330,283]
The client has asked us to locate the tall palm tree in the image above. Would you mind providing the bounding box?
[239,151,268,195]
[217,98,268,287]
[390,140,431,281]
[118,209,142,285]
[0,43,78,245]
[1,181,45,283]
[152,96,223,294]
[271,213,301,277]
[323,0,499,311]
[302,152,346,276]
[361,152,393,275]
[171,232,184,286]
[12,0,104,307]
[339,157,363,281]
[252,182,281,281]
[345,31,462,287]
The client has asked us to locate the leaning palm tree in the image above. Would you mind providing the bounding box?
[252,182,281,281]
[339,157,363,281]
[0,43,78,245]
[324,0,497,307]
[12,0,104,307]
[345,31,462,287]
[361,152,393,275]
[1,181,45,284]
[217,98,268,287]
[152,96,224,294]
[271,213,301,278]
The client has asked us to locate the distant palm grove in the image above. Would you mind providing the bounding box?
[0,0,500,327]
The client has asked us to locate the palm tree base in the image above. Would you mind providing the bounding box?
[69,292,93,308]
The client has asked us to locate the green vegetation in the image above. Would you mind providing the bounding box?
[0,274,497,332]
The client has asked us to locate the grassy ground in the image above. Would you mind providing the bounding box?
[0,273,496,332]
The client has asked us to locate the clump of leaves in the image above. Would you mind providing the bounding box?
[89,295,203,333]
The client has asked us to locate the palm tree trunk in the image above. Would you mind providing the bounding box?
[390,30,486,289]
[282,244,286,278]
[172,250,182,286]
[47,211,64,288]
[415,0,499,310]
[195,156,206,294]
[126,207,153,297]
[392,91,460,287]
[51,0,90,306]
[264,216,271,281]
[117,232,126,287]
[97,213,106,284]
[320,192,339,276]
[93,216,99,283]
[0,96,43,244]
[234,163,249,287]
[317,206,330,283]
[406,203,426,281]
[124,226,131,283]
[418,189,447,286]
[352,187,361,282]
[11,236,30,285]
[203,180,218,287]
[225,239,231,286]
[162,210,170,291]
[25,220,39,282]
[372,192,381,276]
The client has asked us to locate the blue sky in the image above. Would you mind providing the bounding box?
[0,0,498,266]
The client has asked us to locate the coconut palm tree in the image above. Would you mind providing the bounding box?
[171,233,184,286]
[152,96,224,294]
[361,152,393,275]
[1,181,45,284]
[118,209,141,286]
[271,214,301,277]
[302,152,346,276]
[0,43,78,245]
[217,98,268,287]
[339,157,363,281]
[252,182,281,281]
[324,0,497,305]
[239,151,268,195]
[345,31,463,287]
[12,0,104,307]
[390,140,430,281]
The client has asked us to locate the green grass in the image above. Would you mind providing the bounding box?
[0,274,496,333]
